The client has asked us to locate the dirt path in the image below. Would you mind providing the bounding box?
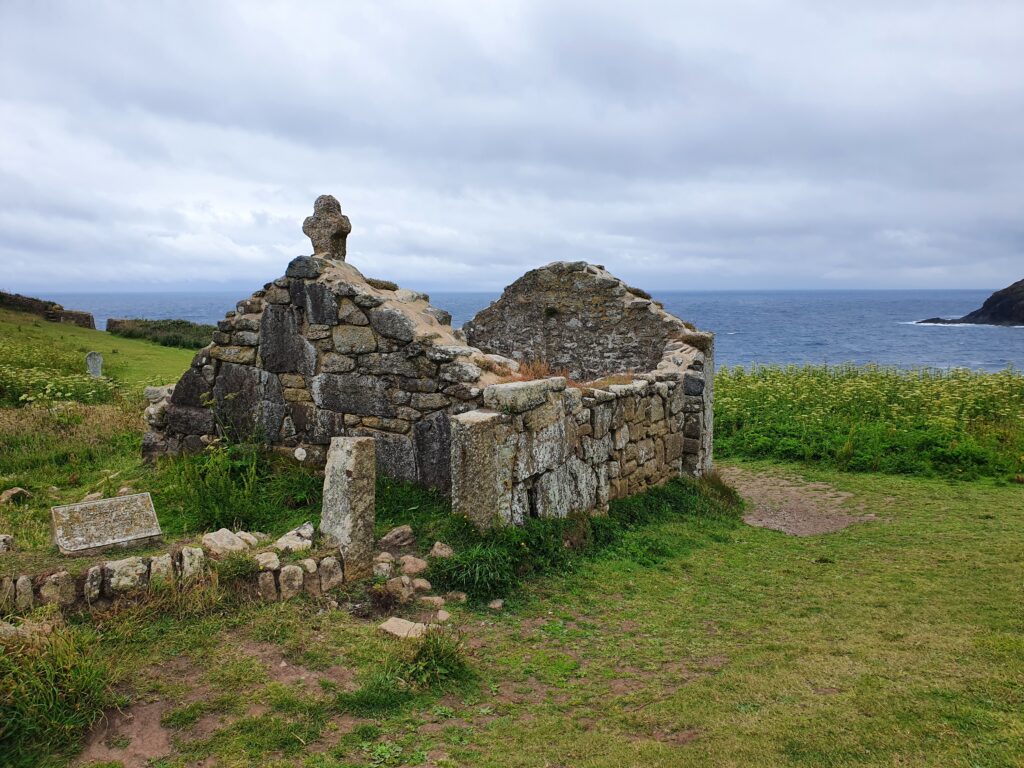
[718,465,877,536]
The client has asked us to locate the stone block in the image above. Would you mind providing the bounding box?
[290,280,339,325]
[15,575,33,611]
[149,553,175,584]
[379,616,430,638]
[311,373,394,417]
[319,556,344,591]
[210,345,257,365]
[202,528,248,556]
[257,571,278,601]
[180,546,206,582]
[105,557,148,595]
[483,378,565,414]
[260,305,316,375]
[320,437,376,581]
[279,564,305,600]
[51,492,163,556]
[331,324,377,354]
[450,409,516,529]
[38,571,76,606]
[84,566,103,601]
[368,307,416,342]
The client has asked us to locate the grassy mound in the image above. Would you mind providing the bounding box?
[715,364,1024,479]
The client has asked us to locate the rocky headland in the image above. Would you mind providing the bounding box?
[919,278,1024,326]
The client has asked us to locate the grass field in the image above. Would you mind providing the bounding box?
[2,309,1023,765]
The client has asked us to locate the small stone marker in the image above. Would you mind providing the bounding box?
[51,492,162,556]
[85,351,103,377]
[320,436,375,580]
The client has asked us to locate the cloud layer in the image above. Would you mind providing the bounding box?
[1,0,1022,293]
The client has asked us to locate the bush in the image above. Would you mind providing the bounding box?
[0,337,117,407]
[106,318,215,350]
[0,626,113,767]
[715,364,1024,479]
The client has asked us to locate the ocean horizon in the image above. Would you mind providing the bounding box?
[45,288,1024,372]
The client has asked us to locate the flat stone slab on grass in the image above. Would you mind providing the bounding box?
[379,616,432,639]
[51,492,162,556]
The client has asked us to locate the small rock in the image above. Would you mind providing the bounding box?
[15,575,33,611]
[84,566,103,601]
[279,564,305,600]
[81,491,103,502]
[116,486,135,496]
[399,555,428,576]
[385,576,414,603]
[257,571,278,601]
[0,534,13,553]
[487,598,505,611]
[374,551,395,563]
[275,533,312,553]
[411,577,432,593]
[378,524,415,550]
[446,591,468,604]
[419,595,445,609]
[255,552,280,571]
[436,609,451,623]
[149,553,174,584]
[379,616,430,639]
[202,528,248,556]
[180,547,206,582]
[236,531,259,547]
[294,522,315,540]
[105,557,148,594]
[0,487,31,505]
[319,556,344,591]
[373,561,394,578]
[38,571,76,606]
[429,541,454,559]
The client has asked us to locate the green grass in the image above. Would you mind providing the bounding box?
[715,364,1024,479]
[106,318,216,350]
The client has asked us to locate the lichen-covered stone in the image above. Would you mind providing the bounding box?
[105,557,148,595]
[321,437,376,581]
[279,564,304,599]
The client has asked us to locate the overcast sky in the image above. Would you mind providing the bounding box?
[1,1,1021,295]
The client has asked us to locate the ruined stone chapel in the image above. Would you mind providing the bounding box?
[144,196,714,528]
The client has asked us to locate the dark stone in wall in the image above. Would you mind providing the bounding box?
[213,362,286,442]
[260,305,316,375]
[165,404,215,435]
[290,281,339,325]
[169,367,212,408]
[414,410,452,493]
[310,373,395,417]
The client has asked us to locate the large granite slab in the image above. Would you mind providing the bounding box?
[51,493,162,556]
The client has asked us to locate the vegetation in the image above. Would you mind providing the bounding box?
[106,318,215,350]
[715,364,1024,479]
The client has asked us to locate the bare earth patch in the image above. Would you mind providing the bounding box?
[719,465,876,536]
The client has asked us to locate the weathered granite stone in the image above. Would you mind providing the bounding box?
[290,280,340,326]
[302,195,351,260]
[483,378,563,413]
[450,410,516,529]
[379,525,415,550]
[331,324,377,354]
[379,616,430,638]
[165,405,215,436]
[256,551,280,571]
[38,571,76,606]
[105,557,148,595]
[201,528,248,556]
[319,556,344,591]
[51,493,162,556]
[286,255,324,279]
[0,577,13,611]
[369,307,415,342]
[371,431,417,484]
[257,570,278,601]
[84,566,103,601]
[0,534,13,552]
[15,575,33,611]
[399,555,428,575]
[180,546,206,582]
[211,345,257,365]
[86,351,103,377]
[320,437,376,581]
[311,373,393,416]
[278,564,304,600]
[429,542,454,558]
[213,363,286,442]
[150,553,174,584]
[260,305,316,375]
[1,487,31,505]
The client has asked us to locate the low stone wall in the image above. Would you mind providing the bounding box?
[0,290,95,329]
[450,361,712,529]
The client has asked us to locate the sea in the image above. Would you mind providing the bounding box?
[49,289,1024,372]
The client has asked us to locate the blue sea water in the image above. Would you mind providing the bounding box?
[49,289,1023,372]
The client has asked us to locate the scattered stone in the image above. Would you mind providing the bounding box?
[278,564,305,600]
[446,591,468,604]
[105,557,148,594]
[412,577,433,592]
[180,546,206,582]
[320,436,376,580]
[428,541,454,559]
[116,486,134,496]
[299,558,321,597]
[0,487,31,505]
[236,531,259,547]
[84,566,103,601]
[399,555,428,576]
[81,491,103,502]
[379,616,430,639]
[378,524,415,550]
[385,576,414,603]
[255,551,280,571]
[487,598,505,611]
[201,528,249,556]
[0,534,13,553]
[0,577,13,611]
[319,556,344,591]
[374,551,395,563]
[51,492,162,556]
[436,609,451,623]
[275,522,314,553]
[257,571,278,601]
[373,560,394,578]
[420,595,444,609]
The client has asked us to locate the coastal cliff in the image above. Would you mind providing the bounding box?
[919,278,1024,326]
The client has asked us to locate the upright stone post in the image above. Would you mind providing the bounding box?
[320,436,375,581]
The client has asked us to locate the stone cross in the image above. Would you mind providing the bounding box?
[302,194,352,260]
[85,351,103,377]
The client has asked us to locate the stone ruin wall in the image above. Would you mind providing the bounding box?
[144,196,714,529]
